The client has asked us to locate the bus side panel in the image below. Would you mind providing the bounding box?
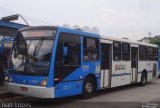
[55,81,83,98]
[147,62,154,81]
[138,61,145,82]
[81,62,101,90]
[111,61,131,87]
[54,62,100,98]
[54,78,101,98]
[138,61,154,82]
[54,67,83,98]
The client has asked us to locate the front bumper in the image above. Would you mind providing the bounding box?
[8,83,54,98]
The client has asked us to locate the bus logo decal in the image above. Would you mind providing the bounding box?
[115,65,126,71]
[82,65,89,72]
[96,65,100,73]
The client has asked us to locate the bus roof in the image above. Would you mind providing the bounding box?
[19,26,100,38]
[101,35,158,47]
[57,26,100,38]
[19,26,158,47]
[18,26,57,31]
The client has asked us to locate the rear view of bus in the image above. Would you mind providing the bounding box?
[8,26,56,98]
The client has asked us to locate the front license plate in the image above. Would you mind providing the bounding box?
[20,87,28,91]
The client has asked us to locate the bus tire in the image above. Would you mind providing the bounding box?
[0,67,4,85]
[82,77,96,99]
[140,72,147,86]
[158,74,160,78]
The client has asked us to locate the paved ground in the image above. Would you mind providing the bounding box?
[0,84,7,93]
[1,79,160,108]
[79,79,160,102]
[27,79,160,108]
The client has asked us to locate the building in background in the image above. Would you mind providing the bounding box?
[0,16,28,84]
[0,20,27,38]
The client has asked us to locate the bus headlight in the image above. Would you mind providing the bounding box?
[9,77,13,82]
[40,78,48,87]
[5,76,9,81]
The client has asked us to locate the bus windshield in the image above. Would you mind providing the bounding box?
[10,29,56,76]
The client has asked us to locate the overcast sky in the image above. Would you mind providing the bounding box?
[0,0,160,40]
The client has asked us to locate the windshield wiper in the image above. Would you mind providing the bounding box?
[33,40,43,57]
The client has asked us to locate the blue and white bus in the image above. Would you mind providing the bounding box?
[0,37,14,83]
[158,49,160,77]
[8,26,159,98]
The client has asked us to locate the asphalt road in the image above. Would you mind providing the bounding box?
[79,79,160,102]
[26,78,160,108]
[0,79,160,108]
[0,84,7,93]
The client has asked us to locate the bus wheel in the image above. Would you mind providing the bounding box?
[140,73,147,86]
[82,77,95,99]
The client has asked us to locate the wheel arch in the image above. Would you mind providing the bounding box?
[142,69,147,81]
[84,74,98,90]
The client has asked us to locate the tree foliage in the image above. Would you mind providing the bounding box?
[150,35,160,46]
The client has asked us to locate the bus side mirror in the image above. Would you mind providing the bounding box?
[63,46,68,57]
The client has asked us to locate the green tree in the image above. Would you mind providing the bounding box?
[151,36,160,46]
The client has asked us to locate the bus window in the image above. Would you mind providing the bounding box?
[113,42,121,61]
[55,33,81,66]
[54,33,81,85]
[139,46,147,61]
[63,42,80,65]
[83,38,99,61]
[154,48,158,61]
[122,43,130,61]
[10,30,55,75]
[148,47,154,61]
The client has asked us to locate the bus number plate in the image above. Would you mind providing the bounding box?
[20,87,28,91]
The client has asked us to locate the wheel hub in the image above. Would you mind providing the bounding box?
[85,82,93,93]
[143,77,146,84]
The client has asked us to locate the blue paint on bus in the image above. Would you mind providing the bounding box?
[7,26,102,98]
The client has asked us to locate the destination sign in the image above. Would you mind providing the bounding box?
[21,29,56,38]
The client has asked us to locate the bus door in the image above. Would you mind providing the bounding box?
[131,47,138,82]
[100,43,112,88]
[54,33,81,97]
